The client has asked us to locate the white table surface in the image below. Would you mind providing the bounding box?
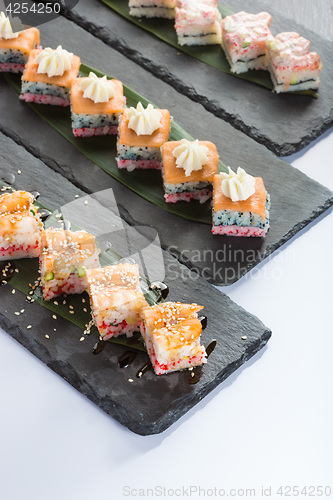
[1,131,332,499]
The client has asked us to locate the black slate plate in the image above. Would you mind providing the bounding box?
[57,0,333,156]
[0,135,271,434]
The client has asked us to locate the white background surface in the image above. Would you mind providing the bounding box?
[0,128,332,500]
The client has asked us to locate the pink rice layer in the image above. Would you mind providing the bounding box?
[73,125,118,137]
[0,243,39,261]
[164,188,212,204]
[20,93,70,106]
[117,159,161,171]
[0,62,25,73]
[212,224,267,237]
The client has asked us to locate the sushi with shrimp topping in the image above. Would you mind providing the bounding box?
[0,190,43,260]
[86,263,148,340]
[140,301,207,375]
[40,228,100,301]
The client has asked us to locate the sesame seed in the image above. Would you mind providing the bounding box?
[82,299,86,303]
[84,200,88,205]
[54,328,56,331]
[128,378,134,383]
[27,325,32,329]
[191,372,195,378]
[69,310,74,314]
[20,309,24,313]
[79,337,85,341]
[17,170,21,174]
[45,335,49,339]
[83,308,87,313]
[52,315,57,320]
[75,195,79,198]
[14,312,20,316]
[54,301,58,306]
[11,289,15,294]
[241,336,247,340]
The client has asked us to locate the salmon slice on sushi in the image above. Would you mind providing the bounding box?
[86,264,148,340]
[0,12,40,73]
[140,301,207,375]
[70,72,125,137]
[117,102,170,171]
[20,45,81,106]
[129,0,176,19]
[221,11,272,74]
[212,167,270,237]
[0,190,43,260]
[161,139,219,203]
[265,32,322,93]
[175,0,222,46]
[40,228,100,301]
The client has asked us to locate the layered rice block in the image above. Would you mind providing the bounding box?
[20,49,81,106]
[40,228,100,301]
[161,140,219,203]
[221,11,272,74]
[265,32,322,93]
[212,174,270,237]
[175,0,222,46]
[129,0,176,19]
[140,301,207,375]
[86,263,148,340]
[0,27,40,73]
[70,77,125,137]
[0,190,42,260]
[117,108,170,171]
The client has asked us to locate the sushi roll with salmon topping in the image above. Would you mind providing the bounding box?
[117,102,170,171]
[161,139,219,203]
[221,11,272,74]
[70,72,125,137]
[175,0,222,46]
[40,228,100,301]
[0,190,43,260]
[212,167,270,237]
[86,263,148,339]
[140,301,207,375]
[129,0,176,19]
[20,45,81,106]
[265,32,322,93]
[0,12,40,73]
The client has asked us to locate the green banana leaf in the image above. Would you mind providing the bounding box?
[100,0,317,97]
[5,67,228,225]
[0,189,162,352]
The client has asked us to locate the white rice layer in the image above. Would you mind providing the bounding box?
[0,48,28,64]
[129,6,175,18]
[21,80,70,99]
[117,142,161,161]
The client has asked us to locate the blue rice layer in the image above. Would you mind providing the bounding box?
[21,80,70,99]
[213,194,271,229]
[0,48,28,64]
[71,110,120,129]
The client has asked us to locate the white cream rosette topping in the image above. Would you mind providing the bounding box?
[36,45,73,78]
[0,12,18,39]
[172,139,208,177]
[80,72,115,103]
[219,167,255,202]
[127,102,162,136]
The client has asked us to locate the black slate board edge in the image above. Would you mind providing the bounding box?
[47,0,333,157]
[0,299,272,435]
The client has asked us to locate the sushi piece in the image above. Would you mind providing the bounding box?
[20,45,81,106]
[40,228,100,301]
[175,0,222,46]
[117,102,170,171]
[0,12,40,73]
[0,190,43,260]
[140,301,207,375]
[161,139,219,203]
[221,11,272,74]
[265,32,322,93]
[212,167,270,237]
[129,0,176,19]
[70,72,125,137]
[86,263,148,339]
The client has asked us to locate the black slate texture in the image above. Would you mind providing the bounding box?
[0,133,271,434]
[52,0,333,156]
[1,39,332,285]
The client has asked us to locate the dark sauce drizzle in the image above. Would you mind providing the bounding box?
[38,208,52,222]
[92,339,107,355]
[149,281,169,301]
[118,350,137,368]
[206,340,217,358]
[0,262,17,285]
[30,191,40,201]
[136,362,153,378]
[199,315,207,330]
